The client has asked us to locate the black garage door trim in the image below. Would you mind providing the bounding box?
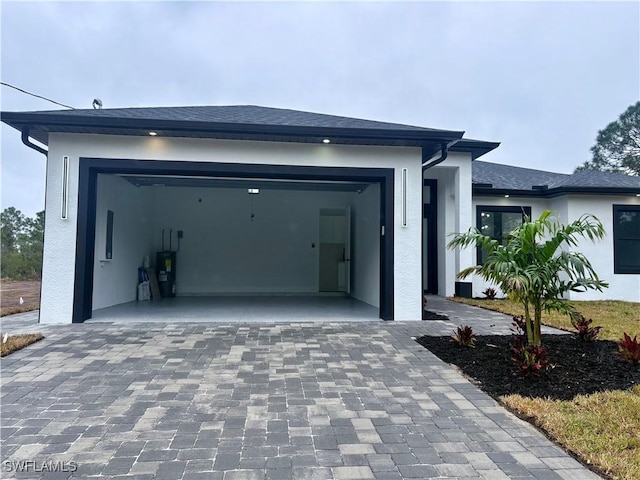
[74,157,395,323]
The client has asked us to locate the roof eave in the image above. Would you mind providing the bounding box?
[1,111,466,147]
[450,140,501,160]
[473,185,640,198]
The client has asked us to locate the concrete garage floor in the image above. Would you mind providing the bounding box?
[89,296,381,323]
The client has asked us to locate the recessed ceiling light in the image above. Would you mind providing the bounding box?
[149,131,158,136]
[322,138,330,144]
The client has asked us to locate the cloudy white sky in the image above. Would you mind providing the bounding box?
[1,1,638,217]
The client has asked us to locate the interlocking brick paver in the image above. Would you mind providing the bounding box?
[0,307,600,479]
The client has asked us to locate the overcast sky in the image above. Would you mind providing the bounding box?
[1,1,638,217]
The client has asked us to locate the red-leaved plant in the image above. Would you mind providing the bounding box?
[511,315,549,376]
[570,313,602,341]
[482,287,498,299]
[512,344,550,376]
[451,326,476,348]
[617,333,640,365]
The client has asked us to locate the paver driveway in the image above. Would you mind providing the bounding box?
[1,321,598,479]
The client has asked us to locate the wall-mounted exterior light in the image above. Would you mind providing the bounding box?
[401,168,408,227]
[149,131,158,136]
[61,156,69,220]
[322,139,331,144]
[248,188,260,194]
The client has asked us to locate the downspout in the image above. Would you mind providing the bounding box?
[19,126,48,328]
[422,139,460,170]
[21,126,48,156]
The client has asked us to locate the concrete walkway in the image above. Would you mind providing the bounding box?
[0,301,594,479]
[422,296,569,336]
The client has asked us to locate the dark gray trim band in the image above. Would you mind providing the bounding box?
[73,158,395,323]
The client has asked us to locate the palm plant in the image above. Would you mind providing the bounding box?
[448,210,608,346]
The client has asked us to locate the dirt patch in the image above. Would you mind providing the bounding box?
[416,334,640,401]
[0,280,41,316]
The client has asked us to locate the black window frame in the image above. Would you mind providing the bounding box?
[613,204,640,274]
[475,205,532,264]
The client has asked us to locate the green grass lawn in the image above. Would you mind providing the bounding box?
[503,387,640,480]
[451,297,640,340]
[450,297,640,479]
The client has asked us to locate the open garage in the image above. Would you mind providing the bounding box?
[77,159,394,323]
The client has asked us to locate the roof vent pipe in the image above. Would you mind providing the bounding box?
[21,127,48,156]
[422,140,459,170]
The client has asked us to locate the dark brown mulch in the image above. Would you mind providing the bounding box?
[416,334,640,400]
[422,310,449,321]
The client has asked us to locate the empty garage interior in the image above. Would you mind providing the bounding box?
[89,171,382,321]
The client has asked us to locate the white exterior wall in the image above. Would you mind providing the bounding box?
[92,175,153,310]
[565,195,640,301]
[42,133,423,323]
[469,194,640,302]
[40,153,78,323]
[424,152,473,297]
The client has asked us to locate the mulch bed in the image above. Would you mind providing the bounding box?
[416,334,640,400]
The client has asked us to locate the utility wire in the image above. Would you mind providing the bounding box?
[1,82,75,109]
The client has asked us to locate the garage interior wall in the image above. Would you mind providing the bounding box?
[91,177,381,311]
[92,175,153,310]
[150,186,355,295]
[351,183,380,307]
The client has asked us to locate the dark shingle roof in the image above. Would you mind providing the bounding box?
[473,161,640,195]
[35,105,444,132]
[2,104,476,150]
[472,161,568,190]
[550,169,640,188]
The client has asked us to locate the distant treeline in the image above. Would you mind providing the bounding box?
[1,207,44,280]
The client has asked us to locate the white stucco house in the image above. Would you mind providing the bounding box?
[2,105,639,324]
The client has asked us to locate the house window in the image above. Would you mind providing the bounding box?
[476,206,532,264]
[613,205,640,274]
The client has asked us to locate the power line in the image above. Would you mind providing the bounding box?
[1,82,75,109]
